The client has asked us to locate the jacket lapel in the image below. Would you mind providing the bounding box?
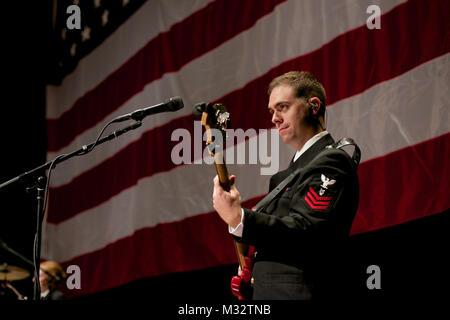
[291,133,334,170]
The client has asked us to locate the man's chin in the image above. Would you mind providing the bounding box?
[279,135,291,145]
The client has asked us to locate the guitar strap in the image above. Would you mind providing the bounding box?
[252,138,360,212]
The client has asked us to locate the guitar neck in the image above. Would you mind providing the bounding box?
[213,155,250,269]
[214,154,230,191]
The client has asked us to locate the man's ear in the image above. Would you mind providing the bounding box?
[308,97,321,114]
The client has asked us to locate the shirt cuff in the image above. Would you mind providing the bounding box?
[228,208,244,238]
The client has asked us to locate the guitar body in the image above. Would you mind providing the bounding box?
[195,102,255,300]
[231,245,255,300]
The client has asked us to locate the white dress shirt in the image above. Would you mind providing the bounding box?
[40,289,50,299]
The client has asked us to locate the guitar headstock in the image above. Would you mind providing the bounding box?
[194,102,230,156]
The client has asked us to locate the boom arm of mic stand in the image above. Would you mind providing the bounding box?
[0,120,142,191]
[0,238,34,267]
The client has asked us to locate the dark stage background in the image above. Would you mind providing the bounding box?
[1,2,448,304]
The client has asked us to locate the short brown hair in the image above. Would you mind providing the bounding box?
[268,71,326,117]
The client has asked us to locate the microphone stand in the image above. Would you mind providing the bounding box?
[0,120,142,300]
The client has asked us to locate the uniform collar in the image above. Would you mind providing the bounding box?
[293,131,329,162]
[289,132,334,169]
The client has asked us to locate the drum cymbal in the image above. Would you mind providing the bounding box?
[0,264,30,281]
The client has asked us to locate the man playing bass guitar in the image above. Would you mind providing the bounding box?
[212,71,360,300]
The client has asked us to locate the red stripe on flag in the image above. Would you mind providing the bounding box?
[46,0,287,152]
[47,0,450,224]
[48,116,192,224]
[351,133,450,235]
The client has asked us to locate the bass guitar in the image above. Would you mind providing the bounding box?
[194,102,254,300]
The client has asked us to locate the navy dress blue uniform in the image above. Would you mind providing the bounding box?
[236,133,359,300]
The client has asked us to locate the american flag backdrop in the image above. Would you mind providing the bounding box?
[42,0,449,297]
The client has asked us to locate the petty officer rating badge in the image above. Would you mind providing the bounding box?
[319,174,335,196]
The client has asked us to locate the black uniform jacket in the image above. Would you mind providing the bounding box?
[236,133,359,300]
[41,289,66,300]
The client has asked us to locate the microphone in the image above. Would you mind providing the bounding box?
[113,96,184,122]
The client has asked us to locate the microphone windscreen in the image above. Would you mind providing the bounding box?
[166,96,184,111]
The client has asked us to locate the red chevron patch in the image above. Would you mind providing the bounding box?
[305,187,333,210]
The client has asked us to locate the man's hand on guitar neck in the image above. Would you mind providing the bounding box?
[212,175,242,229]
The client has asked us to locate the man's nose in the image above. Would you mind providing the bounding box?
[272,111,282,124]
